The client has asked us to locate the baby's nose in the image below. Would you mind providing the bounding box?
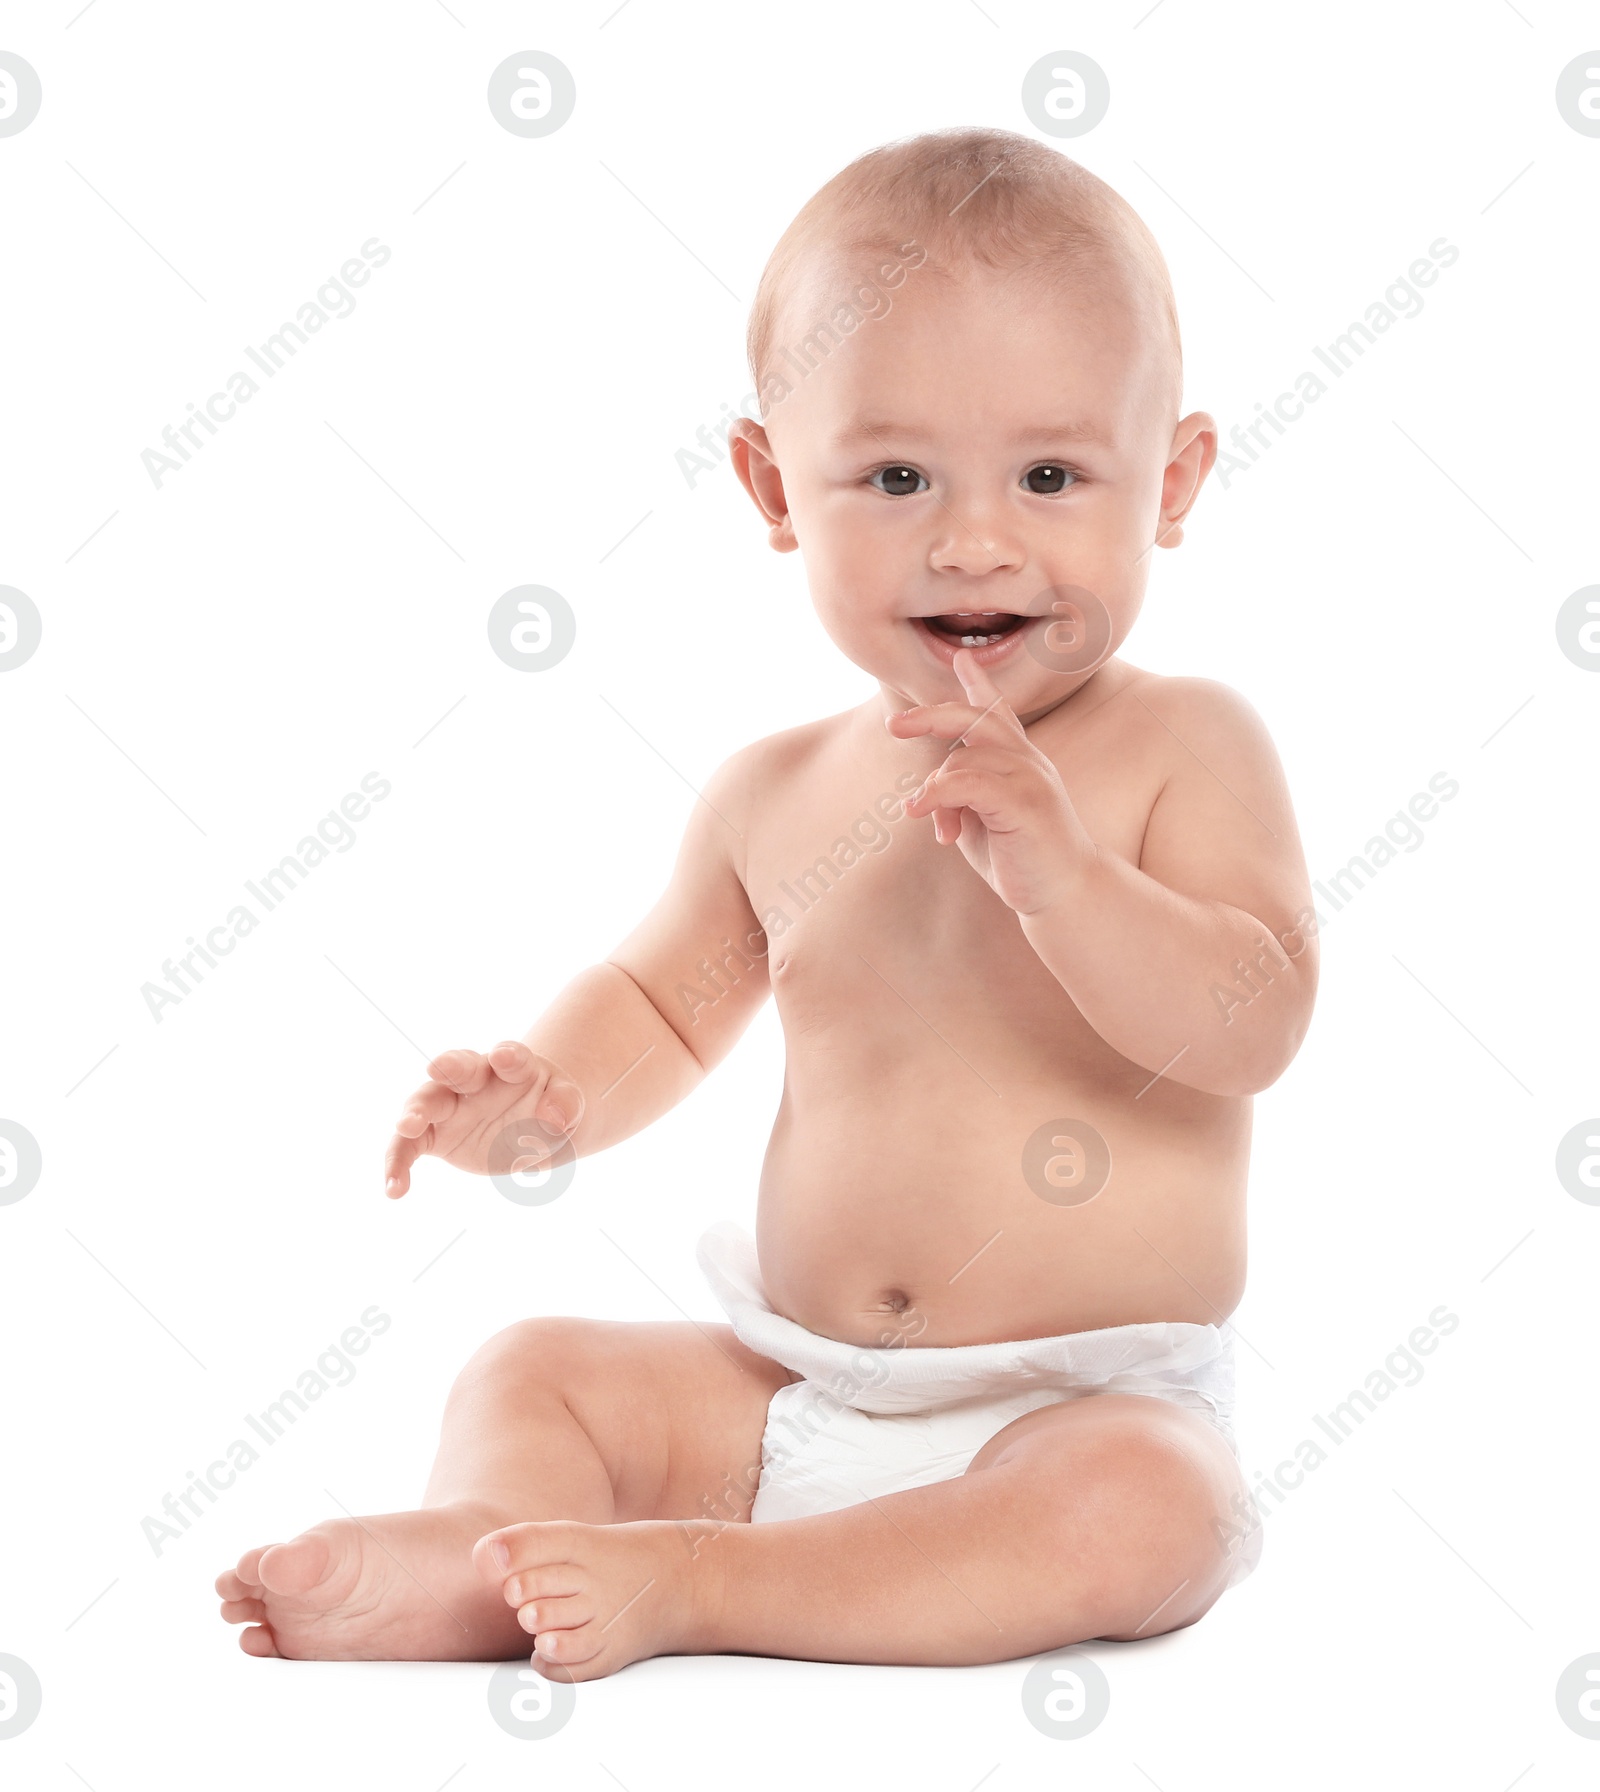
[929,524,1025,576]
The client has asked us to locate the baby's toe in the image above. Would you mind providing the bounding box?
[214,1565,257,1601]
[239,1624,282,1658]
[230,1544,275,1587]
[533,1622,603,1669]
[514,1594,591,1635]
[220,1597,265,1624]
[470,1530,505,1586]
[473,1519,579,1587]
[256,1532,334,1597]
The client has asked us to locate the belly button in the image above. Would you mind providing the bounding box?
[875,1289,911,1314]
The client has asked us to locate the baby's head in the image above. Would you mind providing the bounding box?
[729,127,1217,720]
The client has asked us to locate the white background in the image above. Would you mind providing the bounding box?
[2,1,1597,1786]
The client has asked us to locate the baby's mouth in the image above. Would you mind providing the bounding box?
[919,611,1029,647]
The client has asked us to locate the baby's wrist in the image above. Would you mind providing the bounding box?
[1016,838,1103,921]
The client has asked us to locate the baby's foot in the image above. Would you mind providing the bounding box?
[473,1517,726,1681]
[216,1503,525,1661]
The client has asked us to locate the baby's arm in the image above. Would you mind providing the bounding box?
[891,653,1316,1099]
[1019,678,1318,1097]
[384,754,769,1195]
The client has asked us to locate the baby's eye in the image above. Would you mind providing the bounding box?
[870,465,928,497]
[1022,464,1077,495]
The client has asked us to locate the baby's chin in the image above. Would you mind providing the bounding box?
[812,622,1054,713]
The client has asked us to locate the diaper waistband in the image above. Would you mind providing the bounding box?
[697,1221,1239,1426]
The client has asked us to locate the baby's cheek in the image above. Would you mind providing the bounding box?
[817,586,896,650]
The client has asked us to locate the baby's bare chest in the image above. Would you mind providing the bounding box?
[743,730,1154,1025]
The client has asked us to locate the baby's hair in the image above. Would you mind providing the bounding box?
[746,126,1182,422]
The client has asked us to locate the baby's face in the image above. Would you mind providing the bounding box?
[736,261,1213,721]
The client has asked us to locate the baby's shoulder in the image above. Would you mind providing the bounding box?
[713,707,859,790]
[691,706,860,845]
[1100,664,1280,762]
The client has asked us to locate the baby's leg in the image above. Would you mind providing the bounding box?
[215,1317,787,1661]
[477,1391,1251,1676]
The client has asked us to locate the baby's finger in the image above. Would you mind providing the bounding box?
[886,698,1018,746]
[534,1077,585,1136]
[498,1060,584,1138]
[487,1041,540,1084]
[383,1127,427,1198]
[427,1048,493,1094]
[952,644,1007,713]
[885,700,985,739]
[905,765,1010,821]
[394,1081,458,1138]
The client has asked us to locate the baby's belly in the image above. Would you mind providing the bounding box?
[755,1054,1252,1349]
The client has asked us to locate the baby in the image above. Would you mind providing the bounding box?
[217,127,1317,1678]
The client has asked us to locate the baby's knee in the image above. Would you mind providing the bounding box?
[1008,1400,1243,1634]
[1082,1419,1245,1634]
[449,1315,604,1408]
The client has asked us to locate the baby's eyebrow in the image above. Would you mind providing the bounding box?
[833,418,1114,451]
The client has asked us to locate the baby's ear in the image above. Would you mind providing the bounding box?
[728,418,798,553]
[1155,411,1217,551]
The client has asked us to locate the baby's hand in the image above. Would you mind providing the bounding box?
[887,649,1097,917]
[383,1042,584,1198]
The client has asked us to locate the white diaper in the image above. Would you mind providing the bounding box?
[697,1221,1262,1588]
